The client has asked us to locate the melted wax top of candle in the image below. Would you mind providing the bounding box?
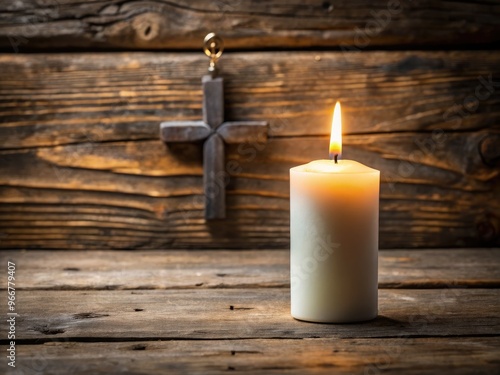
[303,160,378,174]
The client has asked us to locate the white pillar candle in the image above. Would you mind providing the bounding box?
[290,102,380,323]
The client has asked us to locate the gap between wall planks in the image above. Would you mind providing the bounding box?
[0,0,499,51]
[0,51,499,249]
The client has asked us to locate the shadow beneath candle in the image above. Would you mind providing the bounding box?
[369,315,409,328]
[292,315,409,328]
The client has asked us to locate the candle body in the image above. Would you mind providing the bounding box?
[290,160,380,323]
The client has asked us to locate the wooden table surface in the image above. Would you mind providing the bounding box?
[1,249,500,374]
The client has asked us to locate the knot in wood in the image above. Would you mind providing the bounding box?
[479,134,500,167]
[132,14,160,41]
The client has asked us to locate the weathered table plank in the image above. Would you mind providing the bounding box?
[0,248,499,374]
[8,338,500,375]
[1,288,499,341]
[1,0,499,51]
[1,249,499,290]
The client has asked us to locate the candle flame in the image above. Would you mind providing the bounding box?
[329,101,342,161]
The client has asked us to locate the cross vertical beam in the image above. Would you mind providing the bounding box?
[203,75,224,127]
[204,133,225,219]
[202,75,225,219]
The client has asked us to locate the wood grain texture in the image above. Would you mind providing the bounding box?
[0,51,499,249]
[1,249,499,374]
[0,134,497,249]
[1,249,499,291]
[2,51,500,146]
[0,288,499,340]
[0,0,499,51]
[8,338,500,375]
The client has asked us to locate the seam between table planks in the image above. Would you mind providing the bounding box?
[3,332,500,346]
[6,281,500,291]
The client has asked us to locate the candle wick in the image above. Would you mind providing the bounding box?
[334,154,338,164]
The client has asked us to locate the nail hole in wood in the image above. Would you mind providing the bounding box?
[227,366,235,371]
[231,350,236,355]
[63,267,80,271]
[477,215,497,241]
[144,25,152,37]
[32,325,65,335]
[229,305,253,311]
[322,1,334,11]
[134,308,144,312]
[73,312,109,320]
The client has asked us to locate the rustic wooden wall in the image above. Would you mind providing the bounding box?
[1,0,500,51]
[0,1,499,249]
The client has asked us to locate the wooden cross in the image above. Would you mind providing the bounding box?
[160,34,268,219]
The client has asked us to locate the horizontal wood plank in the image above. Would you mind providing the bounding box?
[1,1,499,51]
[0,51,499,249]
[1,288,499,341]
[1,249,499,290]
[1,248,498,373]
[8,338,500,375]
[1,51,500,145]
[0,134,498,249]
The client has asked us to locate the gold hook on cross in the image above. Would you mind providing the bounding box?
[203,33,224,77]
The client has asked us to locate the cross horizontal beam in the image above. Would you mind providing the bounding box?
[160,121,211,142]
[161,120,268,144]
[217,121,268,144]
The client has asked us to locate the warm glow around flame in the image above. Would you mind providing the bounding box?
[329,101,342,160]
